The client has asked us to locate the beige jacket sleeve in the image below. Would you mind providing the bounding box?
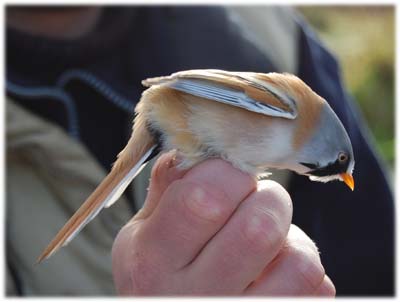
[6,100,132,296]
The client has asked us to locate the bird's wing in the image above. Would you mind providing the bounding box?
[143,69,298,119]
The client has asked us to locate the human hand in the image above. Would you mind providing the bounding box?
[112,151,335,296]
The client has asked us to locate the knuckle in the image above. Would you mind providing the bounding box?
[125,233,169,295]
[257,181,293,220]
[112,226,161,294]
[239,187,291,254]
[284,246,325,292]
[176,179,231,224]
[112,223,138,268]
[241,203,285,253]
[185,158,257,201]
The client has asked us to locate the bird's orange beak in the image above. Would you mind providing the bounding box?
[340,173,354,191]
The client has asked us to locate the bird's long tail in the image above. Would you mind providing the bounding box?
[37,117,158,263]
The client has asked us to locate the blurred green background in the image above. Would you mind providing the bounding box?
[298,6,395,172]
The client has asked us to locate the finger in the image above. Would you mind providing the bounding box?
[112,221,136,295]
[185,180,292,294]
[314,275,336,297]
[245,224,326,296]
[133,150,187,221]
[136,158,257,271]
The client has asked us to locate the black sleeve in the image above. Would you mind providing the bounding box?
[289,17,394,296]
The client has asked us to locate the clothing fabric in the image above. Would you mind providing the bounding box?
[6,100,132,295]
[6,6,394,296]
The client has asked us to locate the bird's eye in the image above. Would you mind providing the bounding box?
[338,152,348,163]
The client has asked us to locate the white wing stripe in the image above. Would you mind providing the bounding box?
[169,79,294,119]
[62,145,157,246]
[232,73,297,113]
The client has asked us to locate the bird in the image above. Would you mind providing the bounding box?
[37,69,355,262]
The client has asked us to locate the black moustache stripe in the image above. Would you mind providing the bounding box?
[301,158,349,177]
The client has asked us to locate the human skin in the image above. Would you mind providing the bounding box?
[112,151,336,296]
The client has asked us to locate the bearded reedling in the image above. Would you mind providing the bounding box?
[37,69,355,262]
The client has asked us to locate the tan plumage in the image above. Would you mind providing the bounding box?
[38,69,354,262]
[37,116,155,263]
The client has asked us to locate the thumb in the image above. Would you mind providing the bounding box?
[132,150,187,221]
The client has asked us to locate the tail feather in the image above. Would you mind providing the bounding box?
[104,145,158,208]
[37,117,157,263]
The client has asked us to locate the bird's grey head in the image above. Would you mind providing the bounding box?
[296,103,355,190]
